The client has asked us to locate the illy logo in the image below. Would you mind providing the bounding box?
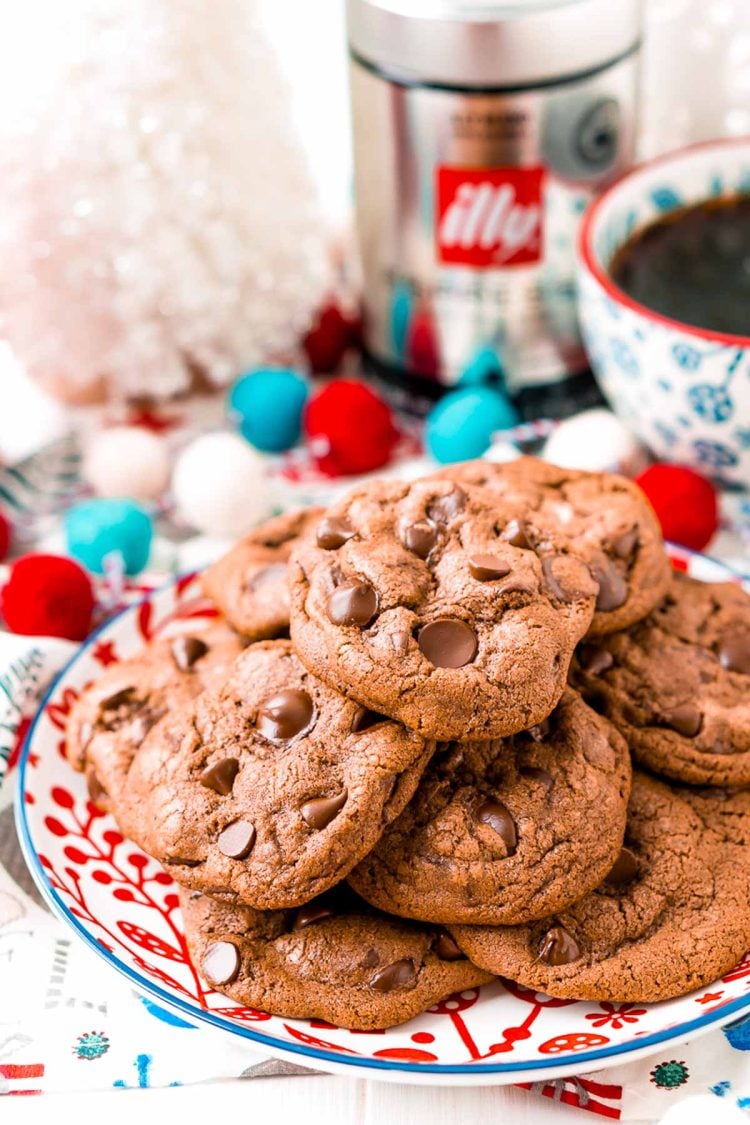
[436,166,545,268]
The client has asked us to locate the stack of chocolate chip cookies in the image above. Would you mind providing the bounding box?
[64,457,750,1029]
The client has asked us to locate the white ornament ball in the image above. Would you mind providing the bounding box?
[83,426,171,500]
[171,432,271,537]
[542,408,648,476]
[483,440,521,465]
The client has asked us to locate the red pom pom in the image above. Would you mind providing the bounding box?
[2,554,95,641]
[635,463,719,552]
[0,511,10,562]
[303,301,360,375]
[304,378,399,476]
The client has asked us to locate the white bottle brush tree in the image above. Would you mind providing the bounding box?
[0,0,330,404]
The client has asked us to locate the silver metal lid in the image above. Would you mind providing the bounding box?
[347,0,642,88]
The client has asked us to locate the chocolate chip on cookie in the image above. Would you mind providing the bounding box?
[180,885,492,1030]
[118,640,434,909]
[65,621,245,813]
[449,773,750,1001]
[432,457,670,636]
[202,508,323,640]
[349,689,631,925]
[288,476,598,741]
[572,572,750,787]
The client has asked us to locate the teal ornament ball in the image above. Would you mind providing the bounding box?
[64,498,153,576]
[425,386,520,464]
[229,367,308,453]
[458,344,505,387]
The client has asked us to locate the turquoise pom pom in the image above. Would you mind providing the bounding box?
[229,367,308,453]
[458,344,505,387]
[425,386,519,464]
[64,499,153,576]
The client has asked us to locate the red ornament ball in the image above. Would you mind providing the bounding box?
[303,301,361,375]
[0,511,10,561]
[635,463,718,551]
[1,554,96,641]
[304,378,399,476]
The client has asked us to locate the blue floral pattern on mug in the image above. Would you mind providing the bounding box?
[687,384,734,423]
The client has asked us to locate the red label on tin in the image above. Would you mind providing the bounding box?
[435,165,545,268]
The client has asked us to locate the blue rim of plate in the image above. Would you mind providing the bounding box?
[14,550,750,1078]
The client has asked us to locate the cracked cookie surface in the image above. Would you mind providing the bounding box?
[573,572,750,786]
[348,689,631,925]
[119,640,433,908]
[450,773,750,1002]
[289,476,598,741]
[181,885,492,1030]
[433,457,670,636]
[202,507,323,640]
[65,621,245,812]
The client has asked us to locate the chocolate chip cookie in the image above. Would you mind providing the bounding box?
[348,689,631,925]
[119,640,433,908]
[450,773,750,1002]
[289,477,598,741]
[202,507,323,640]
[65,622,245,812]
[180,886,492,1030]
[573,572,750,787]
[434,457,670,636]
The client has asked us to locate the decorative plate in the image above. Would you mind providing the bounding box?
[15,549,750,1087]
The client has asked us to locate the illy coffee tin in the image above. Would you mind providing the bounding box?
[347,0,642,414]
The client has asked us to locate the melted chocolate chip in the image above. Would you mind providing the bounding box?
[301,789,348,830]
[218,820,256,859]
[417,619,477,668]
[468,554,512,582]
[327,581,378,627]
[612,527,639,559]
[433,932,465,961]
[591,559,629,612]
[316,516,356,550]
[477,799,517,854]
[200,757,240,796]
[362,948,380,969]
[351,706,388,732]
[86,771,108,805]
[401,519,438,560]
[538,924,581,966]
[520,766,555,792]
[578,644,615,676]
[202,940,240,986]
[390,630,410,654]
[171,635,209,671]
[719,632,750,675]
[292,902,335,930]
[427,486,466,524]
[605,846,638,886]
[100,686,136,712]
[164,856,202,868]
[249,562,287,590]
[660,704,703,738]
[542,556,589,603]
[369,958,417,992]
[503,519,530,549]
[425,486,465,524]
[525,718,550,742]
[496,577,536,596]
[257,689,315,742]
